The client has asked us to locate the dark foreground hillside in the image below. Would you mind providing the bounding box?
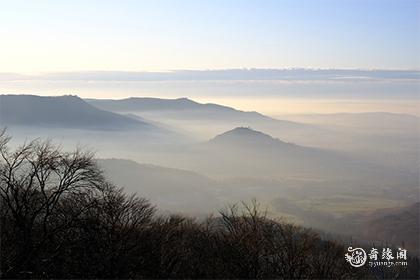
[0,131,418,279]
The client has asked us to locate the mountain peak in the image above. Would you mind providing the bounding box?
[175,97,195,102]
[210,127,285,146]
[221,126,269,136]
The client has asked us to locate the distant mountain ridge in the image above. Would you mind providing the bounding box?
[87,97,237,112]
[0,94,154,130]
[86,97,299,124]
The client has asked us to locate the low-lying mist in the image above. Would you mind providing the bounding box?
[1,94,418,254]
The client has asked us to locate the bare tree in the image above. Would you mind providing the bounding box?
[0,131,104,278]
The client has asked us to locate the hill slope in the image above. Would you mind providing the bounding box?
[98,158,221,212]
[86,97,326,143]
[362,202,420,253]
[0,94,154,130]
[86,97,302,125]
[209,126,295,147]
[172,127,412,184]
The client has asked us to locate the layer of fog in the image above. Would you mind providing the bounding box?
[2,95,418,249]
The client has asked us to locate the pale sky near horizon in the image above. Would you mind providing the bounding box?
[1,0,419,73]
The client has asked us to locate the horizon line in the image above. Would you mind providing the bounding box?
[3,67,420,75]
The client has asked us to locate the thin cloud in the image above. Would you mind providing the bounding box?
[0,69,419,82]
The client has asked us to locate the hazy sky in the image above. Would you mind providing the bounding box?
[1,1,419,115]
[1,0,419,73]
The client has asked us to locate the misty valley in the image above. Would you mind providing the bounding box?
[1,94,418,258]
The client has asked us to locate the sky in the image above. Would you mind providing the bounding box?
[0,0,419,73]
[0,0,419,115]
